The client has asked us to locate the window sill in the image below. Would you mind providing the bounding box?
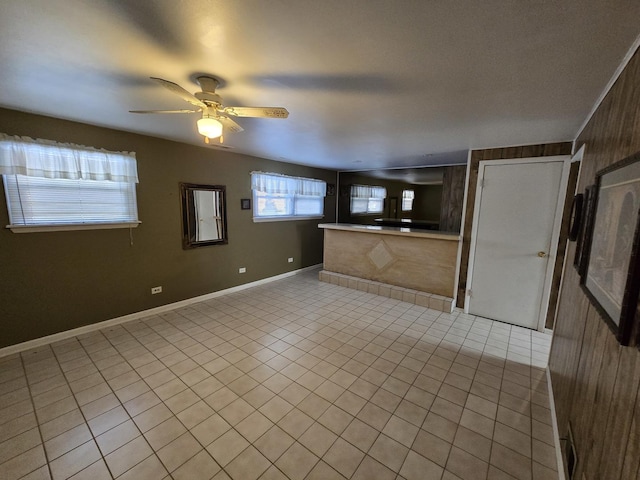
[253,215,324,223]
[6,221,141,233]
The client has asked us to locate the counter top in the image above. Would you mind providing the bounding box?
[318,223,460,241]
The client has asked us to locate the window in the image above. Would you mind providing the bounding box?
[402,189,415,211]
[251,172,326,221]
[350,184,387,214]
[0,134,139,232]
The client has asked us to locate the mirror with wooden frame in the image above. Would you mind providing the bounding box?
[180,183,228,249]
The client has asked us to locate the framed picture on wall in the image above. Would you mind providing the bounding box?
[574,185,595,275]
[581,150,640,345]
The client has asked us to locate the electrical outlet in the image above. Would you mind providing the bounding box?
[288,257,294,263]
[151,286,162,294]
[239,267,246,273]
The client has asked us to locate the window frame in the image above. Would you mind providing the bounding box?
[1,135,140,233]
[251,172,326,222]
[349,184,387,215]
[401,189,415,212]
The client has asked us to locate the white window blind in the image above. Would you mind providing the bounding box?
[350,184,386,214]
[402,189,415,211]
[251,172,326,221]
[0,134,139,231]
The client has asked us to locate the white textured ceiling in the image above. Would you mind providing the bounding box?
[0,1,638,171]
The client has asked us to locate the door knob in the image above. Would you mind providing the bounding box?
[537,251,547,258]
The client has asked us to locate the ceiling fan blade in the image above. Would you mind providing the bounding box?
[129,109,200,114]
[150,77,206,108]
[217,116,244,133]
[223,106,289,118]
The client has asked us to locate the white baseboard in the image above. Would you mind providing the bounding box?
[547,367,566,480]
[0,264,322,359]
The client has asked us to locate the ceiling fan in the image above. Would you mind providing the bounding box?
[130,76,289,144]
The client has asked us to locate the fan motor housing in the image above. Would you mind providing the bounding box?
[195,92,222,105]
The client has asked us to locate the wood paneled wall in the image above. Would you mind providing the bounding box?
[440,165,466,232]
[549,46,640,480]
[456,142,573,309]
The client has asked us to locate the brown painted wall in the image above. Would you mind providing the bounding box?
[0,108,336,348]
[549,47,640,480]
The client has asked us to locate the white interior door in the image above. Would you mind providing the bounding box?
[467,157,570,330]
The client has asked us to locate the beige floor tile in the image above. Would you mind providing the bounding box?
[275,442,319,480]
[50,440,101,480]
[278,408,314,438]
[299,422,338,457]
[104,435,153,477]
[279,382,311,406]
[0,427,42,464]
[494,422,532,458]
[156,432,202,472]
[432,396,464,423]
[67,459,111,479]
[118,454,169,480]
[176,400,215,429]
[144,417,187,450]
[172,449,220,480]
[400,450,445,480]
[243,384,276,408]
[382,415,419,447]
[133,403,174,433]
[0,412,39,443]
[446,445,489,480]
[351,455,396,480]
[191,414,231,446]
[44,423,94,460]
[225,445,271,480]
[259,396,294,423]
[0,444,47,480]
[412,428,451,467]
[219,397,255,426]
[206,428,249,466]
[423,412,458,443]
[322,437,365,477]
[297,392,331,419]
[454,425,492,462]
[305,460,347,480]
[368,434,409,472]
[490,443,532,480]
[259,465,289,480]
[460,408,495,439]
[317,404,353,435]
[254,425,295,462]
[356,402,392,430]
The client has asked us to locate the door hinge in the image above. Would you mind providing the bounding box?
[467,289,473,297]
[480,178,485,189]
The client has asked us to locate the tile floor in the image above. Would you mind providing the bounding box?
[0,268,558,480]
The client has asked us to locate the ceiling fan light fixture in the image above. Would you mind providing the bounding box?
[197,117,223,139]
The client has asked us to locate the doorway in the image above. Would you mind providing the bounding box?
[466,156,571,330]
[388,197,398,218]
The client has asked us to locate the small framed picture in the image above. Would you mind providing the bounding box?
[241,198,251,210]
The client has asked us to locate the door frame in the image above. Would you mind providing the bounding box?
[464,155,571,331]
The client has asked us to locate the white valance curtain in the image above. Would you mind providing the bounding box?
[351,184,387,199]
[0,133,138,183]
[251,172,326,196]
